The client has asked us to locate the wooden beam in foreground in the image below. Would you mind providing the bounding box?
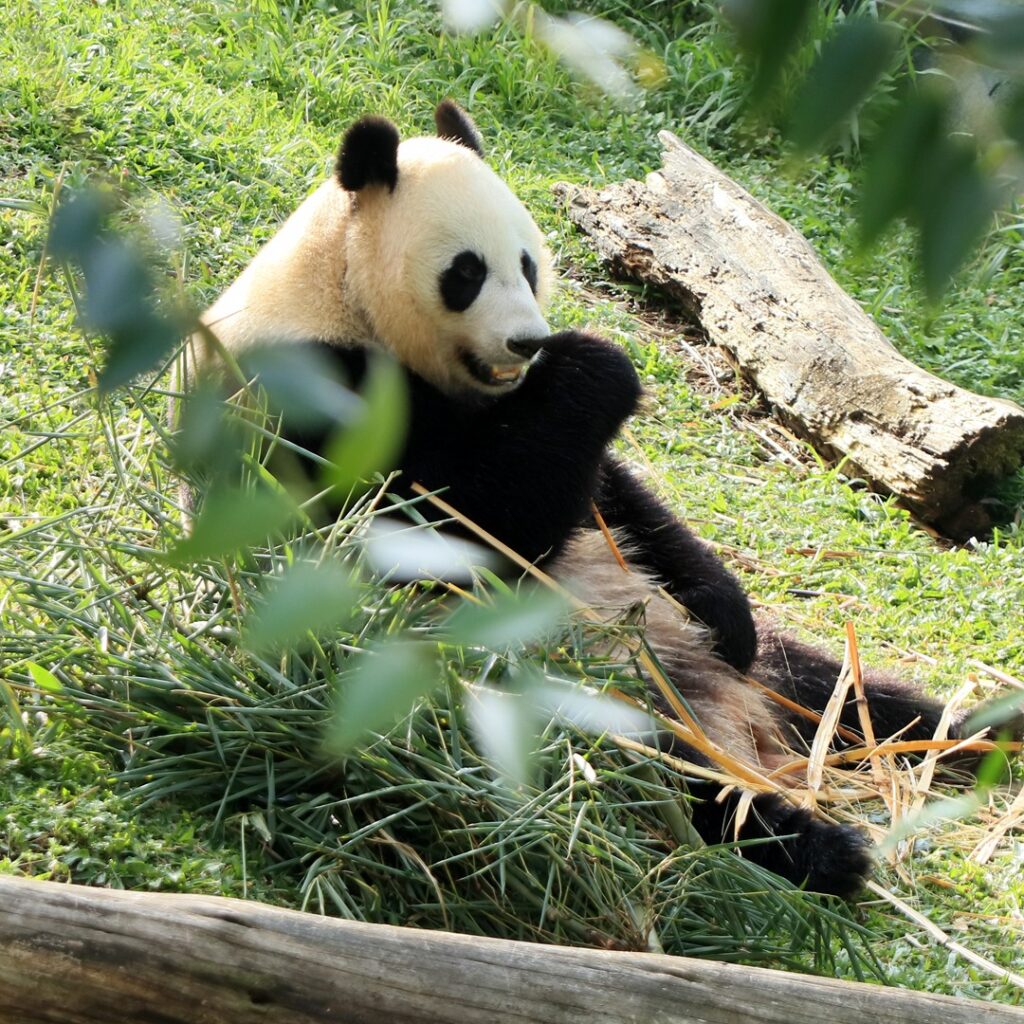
[2,876,1022,1024]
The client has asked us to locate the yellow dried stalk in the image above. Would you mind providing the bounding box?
[744,674,863,744]
[911,679,974,817]
[971,786,1024,865]
[410,482,775,791]
[805,643,855,799]
[845,622,885,789]
[589,501,630,571]
[772,736,1020,777]
[866,879,1024,990]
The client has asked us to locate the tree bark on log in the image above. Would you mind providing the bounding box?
[2,876,1024,1024]
[557,132,1024,537]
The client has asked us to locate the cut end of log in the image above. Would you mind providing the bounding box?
[913,416,1024,536]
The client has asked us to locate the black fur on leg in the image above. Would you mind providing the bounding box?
[752,628,950,751]
[337,116,401,193]
[595,457,758,672]
[682,768,873,898]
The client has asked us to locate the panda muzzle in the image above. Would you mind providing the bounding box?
[506,337,546,360]
[459,348,531,387]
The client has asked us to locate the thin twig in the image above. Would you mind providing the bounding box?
[772,737,1020,777]
[743,674,862,745]
[969,660,1024,691]
[866,879,1024,990]
[846,622,886,793]
[911,680,974,817]
[590,502,630,572]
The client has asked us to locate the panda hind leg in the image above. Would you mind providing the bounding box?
[551,533,873,898]
[656,652,873,898]
[752,629,951,752]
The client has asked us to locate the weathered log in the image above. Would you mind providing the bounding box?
[558,132,1024,536]
[2,876,1023,1024]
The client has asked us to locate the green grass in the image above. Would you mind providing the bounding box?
[0,737,289,902]
[2,0,1023,1005]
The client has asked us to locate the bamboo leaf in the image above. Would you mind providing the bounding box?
[324,355,408,494]
[723,0,815,100]
[466,684,537,788]
[444,587,570,649]
[917,145,997,303]
[327,641,440,752]
[26,662,63,694]
[858,89,946,250]
[242,344,362,429]
[243,561,358,654]
[165,486,296,565]
[49,190,183,393]
[787,19,898,153]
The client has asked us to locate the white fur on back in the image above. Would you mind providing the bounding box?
[202,182,363,352]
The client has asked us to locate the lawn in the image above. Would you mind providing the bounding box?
[1,0,1023,1006]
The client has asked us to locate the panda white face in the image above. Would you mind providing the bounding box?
[440,245,546,391]
[199,104,554,397]
[415,148,551,393]
[341,113,553,397]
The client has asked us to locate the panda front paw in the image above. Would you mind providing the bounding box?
[680,583,758,673]
[533,331,642,425]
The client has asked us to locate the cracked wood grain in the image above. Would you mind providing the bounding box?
[3,877,1024,1023]
[558,132,1024,537]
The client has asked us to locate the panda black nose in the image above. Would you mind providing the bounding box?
[506,336,545,359]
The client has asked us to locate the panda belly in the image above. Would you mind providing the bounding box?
[546,528,788,773]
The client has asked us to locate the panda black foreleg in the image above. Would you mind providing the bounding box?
[596,457,758,672]
[752,630,951,752]
[398,330,643,565]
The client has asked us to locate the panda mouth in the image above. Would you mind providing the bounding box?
[459,349,527,388]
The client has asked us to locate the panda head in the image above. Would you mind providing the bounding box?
[338,101,552,396]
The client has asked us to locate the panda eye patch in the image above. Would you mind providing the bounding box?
[441,250,487,312]
[520,251,538,295]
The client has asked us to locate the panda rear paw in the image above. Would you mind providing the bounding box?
[741,802,873,899]
[781,812,874,899]
[690,789,873,899]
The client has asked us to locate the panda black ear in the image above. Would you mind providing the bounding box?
[336,115,400,192]
[434,99,484,157]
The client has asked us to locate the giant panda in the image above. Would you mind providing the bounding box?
[191,100,980,898]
